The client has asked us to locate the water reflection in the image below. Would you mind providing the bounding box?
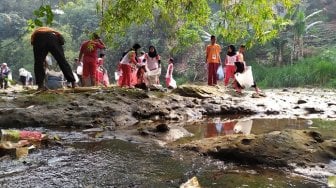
[185,118,330,139]
[206,119,253,138]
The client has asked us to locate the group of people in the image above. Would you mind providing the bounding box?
[206,35,261,94]
[117,44,176,90]
[30,27,175,91]
[29,27,261,93]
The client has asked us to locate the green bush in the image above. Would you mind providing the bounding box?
[252,48,336,88]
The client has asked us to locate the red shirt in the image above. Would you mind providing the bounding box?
[80,40,105,62]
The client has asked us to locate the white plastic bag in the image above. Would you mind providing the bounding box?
[234,66,254,88]
[217,66,224,80]
[169,78,177,89]
[114,71,119,81]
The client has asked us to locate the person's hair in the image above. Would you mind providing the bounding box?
[99,53,105,58]
[74,58,78,61]
[169,58,174,63]
[148,45,157,58]
[227,45,236,56]
[92,33,100,40]
[132,43,141,50]
[211,35,216,40]
[240,45,246,49]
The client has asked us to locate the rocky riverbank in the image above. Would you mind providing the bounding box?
[0,85,336,169]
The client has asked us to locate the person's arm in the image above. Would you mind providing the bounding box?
[168,64,173,76]
[78,51,83,63]
[157,55,161,67]
[205,46,209,63]
[96,39,106,49]
[218,45,222,64]
[129,51,137,65]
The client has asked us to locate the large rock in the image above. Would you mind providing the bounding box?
[182,129,336,167]
[172,85,221,99]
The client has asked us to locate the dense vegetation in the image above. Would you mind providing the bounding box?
[0,0,335,88]
[252,47,336,88]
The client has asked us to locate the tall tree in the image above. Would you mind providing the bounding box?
[100,0,300,47]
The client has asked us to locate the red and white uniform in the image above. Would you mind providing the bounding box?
[224,54,238,86]
[165,63,173,87]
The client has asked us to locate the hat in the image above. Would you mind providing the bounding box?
[2,63,7,66]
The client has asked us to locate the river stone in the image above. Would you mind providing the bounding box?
[182,129,336,167]
[156,124,170,132]
[297,99,307,104]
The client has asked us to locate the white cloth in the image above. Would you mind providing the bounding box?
[234,66,255,88]
[146,54,159,71]
[19,68,28,77]
[120,51,134,65]
[76,62,83,75]
[165,64,173,78]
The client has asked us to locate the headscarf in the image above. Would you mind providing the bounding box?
[148,45,157,58]
[227,45,236,57]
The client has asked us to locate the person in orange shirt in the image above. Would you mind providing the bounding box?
[206,35,222,86]
[31,27,76,90]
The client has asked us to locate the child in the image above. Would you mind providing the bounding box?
[165,58,176,89]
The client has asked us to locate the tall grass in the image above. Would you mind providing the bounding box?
[252,48,336,88]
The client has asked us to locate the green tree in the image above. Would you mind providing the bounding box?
[100,0,300,47]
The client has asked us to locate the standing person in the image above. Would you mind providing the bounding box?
[78,33,105,86]
[31,27,76,90]
[19,68,28,87]
[27,71,33,87]
[206,35,221,86]
[165,58,176,89]
[119,43,141,88]
[96,53,105,86]
[235,45,262,94]
[224,45,238,87]
[0,63,10,89]
[145,45,161,86]
[74,58,83,86]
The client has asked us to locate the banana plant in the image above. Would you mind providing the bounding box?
[292,9,325,60]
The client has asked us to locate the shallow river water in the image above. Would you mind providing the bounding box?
[0,118,335,187]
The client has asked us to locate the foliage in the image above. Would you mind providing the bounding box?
[0,13,26,40]
[100,0,300,48]
[27,5,54,30]
[252,47,336,88]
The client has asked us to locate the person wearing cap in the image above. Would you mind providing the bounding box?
[0,63,10,89]
[31,27,76,90]
[78,33,106,86]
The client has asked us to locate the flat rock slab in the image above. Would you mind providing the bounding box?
[182,129,336,167]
